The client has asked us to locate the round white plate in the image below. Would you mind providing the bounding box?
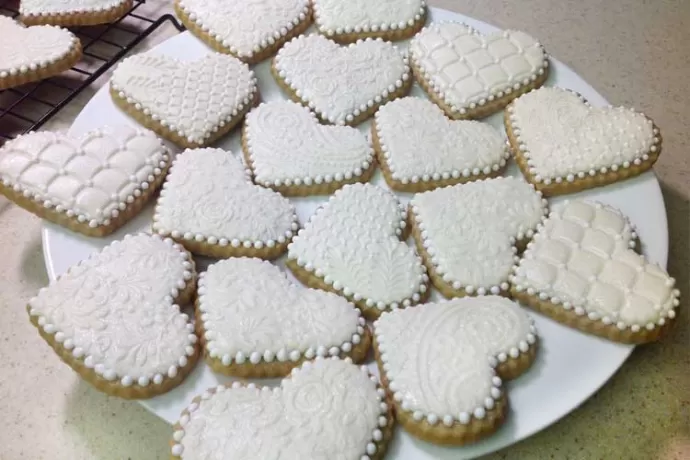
[42,7,668,460]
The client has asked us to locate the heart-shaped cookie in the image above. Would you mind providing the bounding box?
[243,100,375,196]
[174,0,311,64]
[410,22,549,119]
[0,125,170,237]
[505,87,662,195]
[273,34,412,126]
[409,177,547,298]
[197,257,370,377]
[374,296,537,444]
[110,51,258,148]
[0,16,82,90]
[152,148,299,259]
[27,233,198,399]
[170,357,394,459]
[20,0,133,26]
[287,183,428,318]
[373,97,509,192]
[510,200,679,344]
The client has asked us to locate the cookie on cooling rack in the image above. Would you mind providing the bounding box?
[20,0,134,26]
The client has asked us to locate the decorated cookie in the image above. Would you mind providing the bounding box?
[170,358,394,460]
[20,0,133,26]
[197,258,370,378]
[0,16,82,90]
[174,0,311,64]
[287,183,428,319]
[505,87,662,195]
[0,126,170,237]
[273,34,412,126]
[152,148,298,259]
[374,296,538,445]
[110,51,258,148]
[373,97,509,192]
[312,0,426,43]
[27,234,198,399]
[511,200,679,344]
[410,22,549,119]
[242,101,376,196]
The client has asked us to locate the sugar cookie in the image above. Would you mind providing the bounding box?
[20,0,133,26]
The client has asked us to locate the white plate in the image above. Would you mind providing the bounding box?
[42,7,668,460]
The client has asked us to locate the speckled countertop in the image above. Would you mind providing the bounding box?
[0,1,687,459]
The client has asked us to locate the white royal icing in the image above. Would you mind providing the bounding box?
[511,200,679,331]
[110,51,257,145]
[20,0,128,16]
[274,34,410,125]
[244,101,374,189]
[198,258,365,366]
[507,87,660,184]
[288,183,427,312]
[0,16,78,77]
[171,358,389,459]
[410,177,547,295]
[374,297,536,424]
[176,0,311,61]
[312,0,426,37]
[153,148,298,250]
[410,22,548,115]
[0,126,169,228]
[28,234,197,387]
[375,97,509,185]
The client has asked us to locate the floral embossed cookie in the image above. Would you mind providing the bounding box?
[0,126,170,237]
[373,97,509,192]
[505,87,662,195]
[374,296,538,444]
[27,234,198,399]
[20,0,133,26]
[243,101,376,196]
[511,200,679,344]
[152,148,299,259]
[170,357,394,460]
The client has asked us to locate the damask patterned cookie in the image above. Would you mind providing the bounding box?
[110,51,258,148]
[242,101,376,196]
[152,148,298,259]
[27,234,198,399]
[170,357,394,460]
[373,97,509,192]
[410,22,549,119]
[511,200,679,344]
[0,126,170,237]
[374,296,538,445]
[409,177,547,298]
[0,16,82,90]
[312,0,426,43]
[505,87,662,195]
[20,0,133,26]
[197,258,370,378]
[174,0,312,64]
[287,183,428,319]
[273,34,412,126]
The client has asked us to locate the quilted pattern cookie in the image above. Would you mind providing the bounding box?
[242,101,376,196]
[27,234,199,399]
[152,148,299,260]
[287,183,429,319]
[0,16,82,90]
[273,34,412,126]
[0,126,170,237]
[110,51,258,148]
[174,0,312,64]
[197,258,370,378]
[20,0,133,26]
[511,200,679,344]
[170,357,395,460]
[410,22,549,119]
[373,97,509,192]
[374,296,538,445]
[505,87,662,195]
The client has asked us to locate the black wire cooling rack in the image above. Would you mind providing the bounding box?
[0,0,185,145]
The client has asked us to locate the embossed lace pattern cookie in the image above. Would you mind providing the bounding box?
[19,0,133,26]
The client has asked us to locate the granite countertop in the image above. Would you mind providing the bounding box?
[0,1,687,459]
